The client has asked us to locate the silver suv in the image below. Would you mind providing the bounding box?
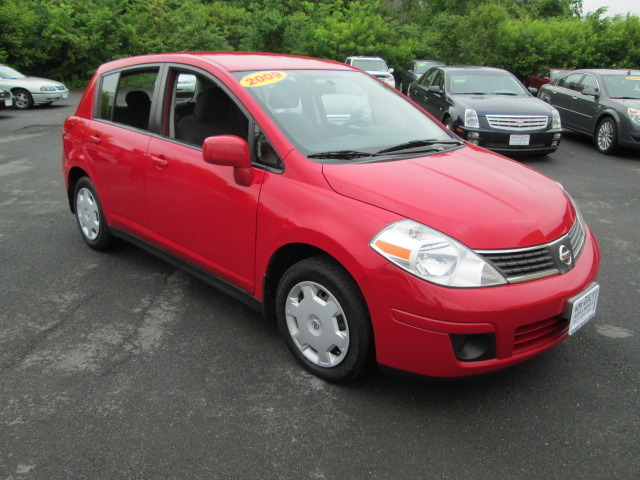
[344,56,395,89]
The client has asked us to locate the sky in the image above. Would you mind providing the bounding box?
[580,0,640,17]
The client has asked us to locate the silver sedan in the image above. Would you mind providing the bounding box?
[0,64,69,109]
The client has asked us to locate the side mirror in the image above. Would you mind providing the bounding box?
[428,85,442,93]
[202,135,253,186]
[389,68,394,74]
[581,87,599,97]
[528,87,539,96]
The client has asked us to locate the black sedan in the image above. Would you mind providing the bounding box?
[398,60,444,94]
[539,69,640,154]
[408,66,562,155]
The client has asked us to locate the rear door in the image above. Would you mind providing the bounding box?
[548,73,585,129]
[85,67,160,233]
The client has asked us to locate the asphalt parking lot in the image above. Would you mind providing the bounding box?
[1,92,639,479]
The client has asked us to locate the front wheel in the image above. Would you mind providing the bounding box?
[73,177,114,250]
[275,256,374,383]
[13,89,33,109]
[595,117,617,154]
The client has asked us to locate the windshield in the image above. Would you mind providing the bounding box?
[601,74,640,99]
[449,71,527,95]
[350,59,389,72]
[234,69,455,160]
[0,65,26,79]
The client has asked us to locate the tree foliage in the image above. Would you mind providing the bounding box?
[0,0,638,85]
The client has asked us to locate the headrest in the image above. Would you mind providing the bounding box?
[195,88,230,121]
[125,90,151,110]
[268,91,300,110]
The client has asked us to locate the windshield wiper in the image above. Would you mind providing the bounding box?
[614,96,640,99]
[307,150,380,159]
[377,139,464,154]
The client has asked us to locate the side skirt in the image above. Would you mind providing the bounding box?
[109,227,264,315]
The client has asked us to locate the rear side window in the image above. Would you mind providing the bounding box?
[557,73,584,91]
[97,68,159,131]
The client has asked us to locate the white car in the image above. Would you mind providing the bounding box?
[344,56,396,88]
[0,64,69,109]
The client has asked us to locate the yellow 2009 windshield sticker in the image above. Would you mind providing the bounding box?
[241,71,287,87]
[626,76,640,81]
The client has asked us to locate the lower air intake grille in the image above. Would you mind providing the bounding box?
[513,317,568,355]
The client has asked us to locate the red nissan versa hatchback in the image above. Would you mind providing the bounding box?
[62,53,601,383]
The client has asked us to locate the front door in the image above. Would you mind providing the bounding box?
[145,67,264,293]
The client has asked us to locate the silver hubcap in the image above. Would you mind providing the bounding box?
[76,188,100,240]
[285,281,349,368]
[597,121,613,151]
[14,92,29,108]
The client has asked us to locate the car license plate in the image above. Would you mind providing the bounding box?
[63,92,68,99]
[509,134,530,145]
[4,99,11,107]
[565,283,600,335]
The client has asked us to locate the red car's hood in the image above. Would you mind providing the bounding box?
[322,147,574,249]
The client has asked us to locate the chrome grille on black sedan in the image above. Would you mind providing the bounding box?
[476,219,586,283]
[486,115,548,130]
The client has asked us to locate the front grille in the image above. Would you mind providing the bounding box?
[513,317,568,355]
[479,246,556,279]
[476,218,586,283]
[486,115,548,130]
[568,217,585,257]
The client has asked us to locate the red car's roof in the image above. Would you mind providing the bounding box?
[101,52,351,73]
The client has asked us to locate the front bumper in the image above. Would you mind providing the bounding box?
[360,229,600,377]
[617,117,640,150]
[454,125,562,154]
[32,90,69,104]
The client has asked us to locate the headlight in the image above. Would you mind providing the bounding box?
[464,109,479,128]
[40,86,56,91]
[628,108,640,125]
[551,108,561,129]
[370,220,507,287]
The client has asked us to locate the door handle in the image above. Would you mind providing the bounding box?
[88,134,101,145]
[150,155,168,168]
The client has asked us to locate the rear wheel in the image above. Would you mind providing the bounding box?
[13,89,33,109]
[275,256,373,383]
[73,177,114,250]
[595,117,617,154]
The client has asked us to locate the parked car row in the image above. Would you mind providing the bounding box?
[0,63,68,110]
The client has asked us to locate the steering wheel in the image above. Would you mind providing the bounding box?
[339,117,370,135]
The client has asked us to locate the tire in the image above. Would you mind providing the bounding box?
[73,177,114,250]
[595,117,617,154]
[275,256,374,383]
[13,89,33,110]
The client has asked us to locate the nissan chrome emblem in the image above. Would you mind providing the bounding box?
[559,245,573,265]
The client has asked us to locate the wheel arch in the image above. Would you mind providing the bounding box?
[593,110,621,136]
[261,241,377,326]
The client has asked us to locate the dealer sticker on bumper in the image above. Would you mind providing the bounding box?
[509,134,530,145]
[564,283,600,335]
